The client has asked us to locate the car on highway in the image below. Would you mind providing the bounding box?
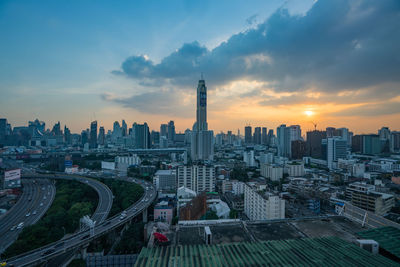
[25,212,30,217]
[119,213,127,220]
[10,226,16,231]
[40,203,43,206]
[17,222,24,229]
[32,210,37,215]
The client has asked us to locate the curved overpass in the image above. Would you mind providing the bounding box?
[0,179,55,253]
[6,176,156,267]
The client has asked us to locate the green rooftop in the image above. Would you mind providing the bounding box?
[134,236,398,267]
[357,226,400,259]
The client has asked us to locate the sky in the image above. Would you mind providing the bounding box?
[0,0,399,135]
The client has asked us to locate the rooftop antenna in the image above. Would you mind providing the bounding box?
[310,121,317,131]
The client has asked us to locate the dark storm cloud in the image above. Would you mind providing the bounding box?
[114,0,400,92]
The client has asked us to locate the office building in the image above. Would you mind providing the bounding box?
[191,79,214,161]
[261,127,268,145]
[277,124,291,158]
[153,169,176,190]
[132,122,150,149]
[244,183,285,220]
[244,126,252,144]
[168,120,175,144]
[177,165,215,194]
[323,137,347,169]
[98,126,105,146]
[89,121,97,149]
[362,134,382,155]
[306,130,326,159]
[289,125,301,141]
[253,127,261,144]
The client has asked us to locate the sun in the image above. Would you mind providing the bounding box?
[304,110,314,116]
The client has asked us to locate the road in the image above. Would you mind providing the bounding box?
[0,179,56,253]
[6,176,156,267]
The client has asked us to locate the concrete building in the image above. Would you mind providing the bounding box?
[244,183,285,220]
[177,165,215,194]
[286,162,304,177]
[277,124,291,158]
[323,137,347,169]
[90,120,97,149]
[244,126,252,144]
[345,182,394,216]
[261,164,283,181]
[154,200,174,224]
[153,169,176,190]
[191,79,214,161]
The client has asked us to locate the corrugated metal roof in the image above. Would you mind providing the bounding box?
[357,226,400,258]
[134,236,398,267]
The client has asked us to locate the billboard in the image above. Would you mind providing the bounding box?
[4,168,21,188]
[65,160,73,168]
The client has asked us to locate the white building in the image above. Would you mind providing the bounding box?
[243,150,256,167]
[177,165,215,194]
[115,154,141,166]
[244,183,285,220]
[286,162,304,177]
[153,169,176,190]
[261,164,283,181]
[323,137,347,170]
[232,180,245,195]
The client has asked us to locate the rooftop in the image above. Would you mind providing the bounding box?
[357,226,400,259]
[134,237,397,267]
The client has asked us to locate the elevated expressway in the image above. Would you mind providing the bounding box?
[0,179,55,253]
[6,175,156,267]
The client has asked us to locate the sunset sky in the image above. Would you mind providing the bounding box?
[1,0,399,135]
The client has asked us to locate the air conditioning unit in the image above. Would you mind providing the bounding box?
[356,239,379,254]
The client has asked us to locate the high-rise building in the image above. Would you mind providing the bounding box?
[253,127,261,144]
[268,129,274,145]
[98,126,105,146]
[261,127,268,145]
[289,125,301,141]
[160,124,168,137]
[151,130,160,146]
[362,134,382,155]
[306,130,326,159]
[244,126,252,144]
[122,120,127,136]
[132,122,150,149]
[81,129,89,146]
[326,127,336,138]
[64,125,71,145]
[277,124,291,158]
[168,120,175,144]
[379,127,391,140]
[322,137,347,169]
[90,121,98,149]
[191,78,214,161]
[0,118,7,144]
[52,121,62,136]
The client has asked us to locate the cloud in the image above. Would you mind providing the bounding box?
[107,0,400,118]
[114,0,400,92]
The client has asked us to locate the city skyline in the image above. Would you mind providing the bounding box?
[1,0,399,134]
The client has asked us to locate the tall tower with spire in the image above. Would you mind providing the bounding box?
[191,77,214,161]
[195,79,208,131]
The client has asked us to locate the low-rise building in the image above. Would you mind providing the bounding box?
[286,162,304,177]
[244,183,285,220]
[153,169,176,190]
[345,182,394,216]
[261,164,283,181]
[154,199,174,224]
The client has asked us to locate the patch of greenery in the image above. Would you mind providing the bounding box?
[96,178,144,217]
[113,222,145,254]
[2,179,98,258]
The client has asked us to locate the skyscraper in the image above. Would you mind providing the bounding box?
[132,122,150,149]
[253,127,261,144]
[306,130,326,159]
[323,137,347,169]
[168,120,175,144]
[262,127,268,145]
[98,126,105,146]
[90,121,98,149]
[244,126,252,144]
[191,78,214,161]
[277,124,291,158]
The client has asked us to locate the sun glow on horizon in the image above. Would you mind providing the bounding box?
[304,110,314,116]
